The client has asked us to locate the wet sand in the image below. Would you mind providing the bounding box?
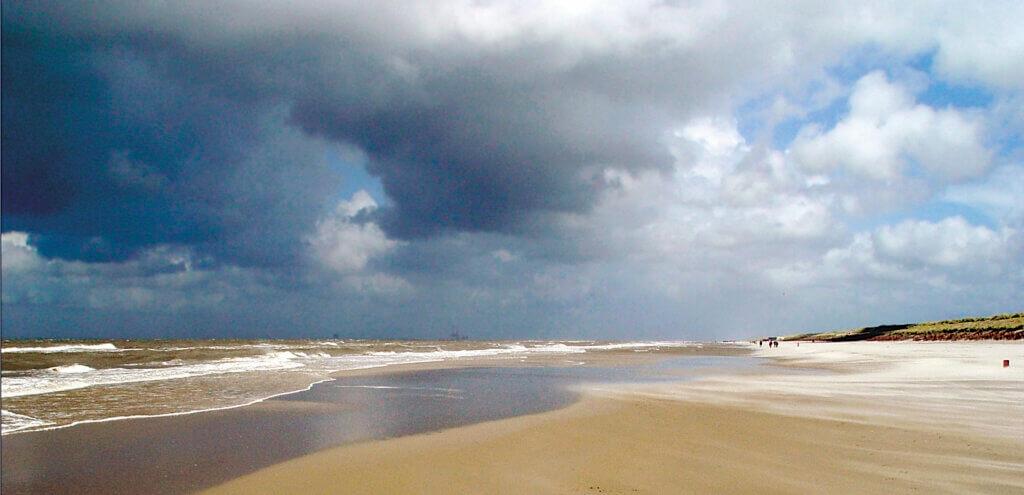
[203,342,1024,495]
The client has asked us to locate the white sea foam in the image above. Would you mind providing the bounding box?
[134,343,315,352]
[47,364,95,374]
[364,343,583,362]
[518,343,582,353]
[1,410,54,433]
[2,351,307,398]
[2,343,120,353]
[580,341,698,351]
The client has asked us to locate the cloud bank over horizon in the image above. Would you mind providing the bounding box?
[3,1,1022,339]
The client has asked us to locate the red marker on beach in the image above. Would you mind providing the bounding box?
[1004,360,1010,367]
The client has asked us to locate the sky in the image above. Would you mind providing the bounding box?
[2,1,1022,340]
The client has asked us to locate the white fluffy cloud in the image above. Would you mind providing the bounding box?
[792,71,992,181]
[1,232,233,311]
[771,217,1022,287]
[308,191,400,274]
[1,232,43,273]
[873,216,1018,268]
[944,165,1024,226]
[556,117,842,276]
[931,1,1024,87]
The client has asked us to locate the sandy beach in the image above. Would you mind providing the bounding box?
[203,342,1024,495]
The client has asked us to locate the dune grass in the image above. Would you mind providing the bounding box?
[779,313,1024,341]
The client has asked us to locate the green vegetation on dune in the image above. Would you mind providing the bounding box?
[778,313,1024,342]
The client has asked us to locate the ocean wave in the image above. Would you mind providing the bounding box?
[1,376,336,436]
[579,341,697,351]
[1,339,708,435]
[46,364,96,374]
[366,344,583,361]
[522,343,586,353]
[2,343,120,354]
[131,341,355,353]
[1,351,308,398]
[2,345,552,399]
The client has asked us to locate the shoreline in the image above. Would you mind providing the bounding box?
[2,340,740,436]
[202,341,1024,495]
[1,346,751,495]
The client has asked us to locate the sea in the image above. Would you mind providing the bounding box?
[1,339,740,436]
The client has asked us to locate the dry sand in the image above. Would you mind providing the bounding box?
[202,342,1024,495]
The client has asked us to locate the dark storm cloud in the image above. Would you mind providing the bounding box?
[1,1,730,264]
[288,55,678,238]
[2,12,340,266]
